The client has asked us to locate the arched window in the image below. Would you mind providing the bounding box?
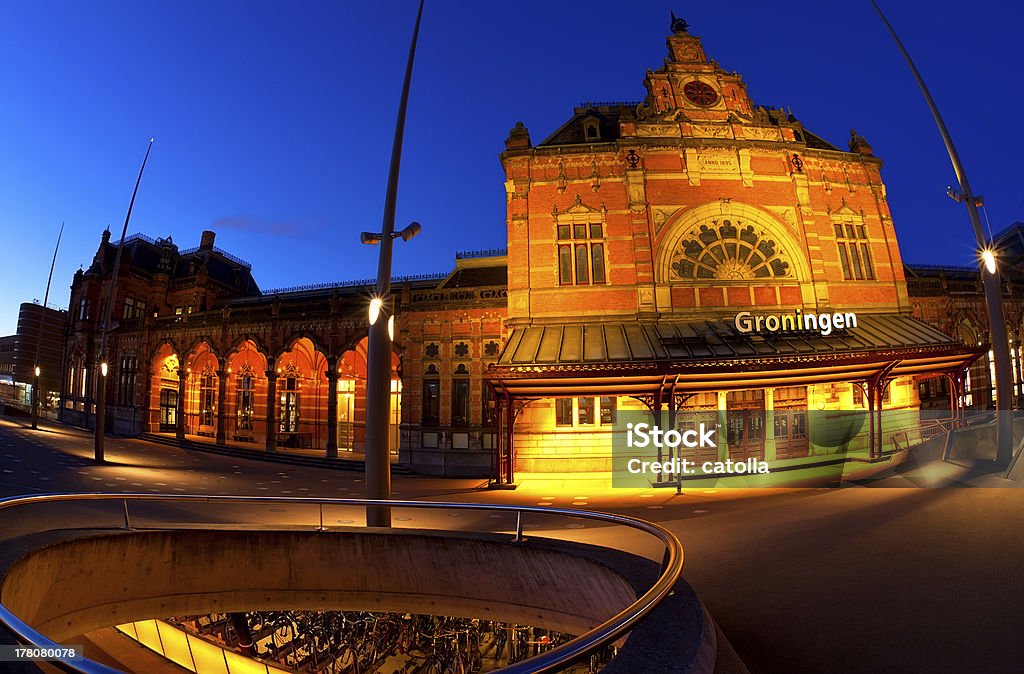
[236,369,255,431]
[199,371,216,428]
[280,376,299,433]
[670,221,790,280]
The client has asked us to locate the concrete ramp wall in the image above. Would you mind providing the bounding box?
[1,530,637,643]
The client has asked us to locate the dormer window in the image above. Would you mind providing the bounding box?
[583,119,600,140]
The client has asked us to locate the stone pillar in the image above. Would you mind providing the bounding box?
[265,370,278,451]
[326,357,339,458]
[506,397,516,485]
[216,370,228,445]
[175,369,188,441]
[867,381,877,460]
[763,388,776,462]
[716,391,729,461]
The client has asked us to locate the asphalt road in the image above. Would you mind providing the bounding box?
[1,416,1022,673]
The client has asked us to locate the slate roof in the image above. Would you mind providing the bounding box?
[440,265,508,288]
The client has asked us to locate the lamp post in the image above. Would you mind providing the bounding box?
[871,1,1015,463]
[94,139,154,463]
[31,222,64,430]
[361,0,425,527]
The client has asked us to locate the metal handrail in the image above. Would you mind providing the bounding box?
[0,493,684,674]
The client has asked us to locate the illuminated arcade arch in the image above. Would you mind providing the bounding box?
[225,340,269,443]
[148,343,180,433]
[275,337,328,448]
[183,342,221,437]
[336,337,402,454]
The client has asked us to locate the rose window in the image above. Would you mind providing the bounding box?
[670,221,790,280]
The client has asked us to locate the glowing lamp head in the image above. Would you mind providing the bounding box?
[34,366,40,377]
[100,362,108,377]
[388,314,395,341]
[369,297,383,325]
[981,248,997,274]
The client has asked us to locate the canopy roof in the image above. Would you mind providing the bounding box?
[486,314,981,397]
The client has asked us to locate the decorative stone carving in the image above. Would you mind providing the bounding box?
[626,171,647,213]
[636,124,680,138]
[766,206,798,230]
[744,127,782,141]
[691,124,732,139]
[653,207,681,234]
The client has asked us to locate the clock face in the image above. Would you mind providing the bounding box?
[683,80,718,107]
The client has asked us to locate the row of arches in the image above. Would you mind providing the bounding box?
[147,337,402,454]
[949,313,1024,409]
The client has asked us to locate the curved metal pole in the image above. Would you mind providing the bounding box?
[31,222,64,430]
[94,139,154,463]
[871,1,1014,462]
[365,0,425,526]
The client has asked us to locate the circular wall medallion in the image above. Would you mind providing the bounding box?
[683,80,718,107]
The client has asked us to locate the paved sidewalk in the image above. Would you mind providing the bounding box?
[2,416,1024,673]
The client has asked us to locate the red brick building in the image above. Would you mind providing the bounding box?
[61,227,507,475]
[484,18,985,481]
[60,17,1021,480]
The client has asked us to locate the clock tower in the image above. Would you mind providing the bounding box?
[640,14,755,122]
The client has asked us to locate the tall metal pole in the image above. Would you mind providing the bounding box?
[31,222,64,430]
[365,0,425,526]
[94,138,154,463]
[871,1,1014,463]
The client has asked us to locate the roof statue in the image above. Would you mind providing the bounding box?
[670,11,689,34]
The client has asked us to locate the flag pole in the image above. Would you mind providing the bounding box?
[31,222,64,430]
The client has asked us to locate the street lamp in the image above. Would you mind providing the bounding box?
[980,248,997,275]
[94,138,154,463]
[362,0,426,527]
[30,222,63,431]
[872,1,1015,463]
[363,221,422,527]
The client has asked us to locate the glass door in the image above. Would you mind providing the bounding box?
[159,388,177,432]
[338,378,355,451]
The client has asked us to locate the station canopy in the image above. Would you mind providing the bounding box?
[485,314,982,398]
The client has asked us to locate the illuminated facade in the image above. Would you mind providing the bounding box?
[59,18,1022,480]
[60,228,507,475]
[484,18,985,482]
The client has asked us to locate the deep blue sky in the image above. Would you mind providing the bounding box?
[1,0,1021,334]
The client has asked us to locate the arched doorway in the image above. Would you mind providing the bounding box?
[149,344,180,433]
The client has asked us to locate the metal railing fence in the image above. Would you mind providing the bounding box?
[0,493,684,674]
